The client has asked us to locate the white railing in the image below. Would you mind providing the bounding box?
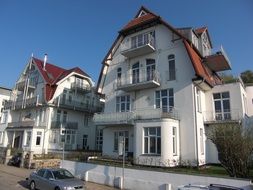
[121,33,155,52]
[93,107,179,125]
[116,70,160,88]
[203,109,243,122]
[3,95,41,110]
[71,82,91,92]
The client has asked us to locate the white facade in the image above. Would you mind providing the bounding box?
[0,87,11,145]
[94,7,253,167]
[0,56,103,154]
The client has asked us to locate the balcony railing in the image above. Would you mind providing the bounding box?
[116,70,160,92]
[204,46,231,72]
[16,79,36,91]
[54,97,103,113]
[203,109,243,123]
[7,119,47,128]
[93,106,179,126]
[71,82,91,94]
[51,121,78,129]
[3,96,41,110]
[93,112,135,126]
[121,33,156,58]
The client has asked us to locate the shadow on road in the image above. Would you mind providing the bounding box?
[18,180,29,189]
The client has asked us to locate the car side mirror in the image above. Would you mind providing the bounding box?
[49,178,55,181]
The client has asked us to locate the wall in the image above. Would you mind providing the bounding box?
[246,86,253,116]
[62,160,252,190]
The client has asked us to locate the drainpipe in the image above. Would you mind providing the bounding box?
[192,85,199,166]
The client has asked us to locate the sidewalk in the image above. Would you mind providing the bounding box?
[0,164,117,190]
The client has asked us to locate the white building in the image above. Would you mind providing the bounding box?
[0,55,103,154]
[0,87,11,144]
[94,6,253,167]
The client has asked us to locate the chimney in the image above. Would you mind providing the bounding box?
[43,53,48,70]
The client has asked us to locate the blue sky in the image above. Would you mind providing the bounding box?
[0,0,252,89]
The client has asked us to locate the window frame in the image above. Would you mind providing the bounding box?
[168,54,176,81]
[213,92,231,120]
[116,95,130,112]
[143,127,161,155]
[200,128,204,155]
[172,127,177,156]
[196,88,202,113]
[114,131,129,152]
[36,131,42,146]
[155,89,174,112]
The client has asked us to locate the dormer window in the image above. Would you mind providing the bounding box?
[138,10,147,17]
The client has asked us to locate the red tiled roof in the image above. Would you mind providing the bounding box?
[32,57,90,101]
[120,13,159,33]
[183,40,221,86]
[195,27,207,35]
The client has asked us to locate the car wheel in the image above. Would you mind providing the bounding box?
[30,181,36,190]
[55,187,60,190]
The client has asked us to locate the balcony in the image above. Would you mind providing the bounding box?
[54,97,103,113]
[93,107,179,126]
[51,121,78,129]
[204,46,231,72]
[121,33,156,58]
[71,82,91,94]
[93,112,135,126]
[4,96,40,110]
[7,119,46,128]
[116,70,160,92]
[203,109,243,124]
[16,79,36,91]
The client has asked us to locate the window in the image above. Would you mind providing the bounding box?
[132,62,140,84]
[155,89,174,112]
[146,59,156,81]
[116,95,130,112]
[200,128,204,155]
[117,67,122,85]
[83,134,88,149]
[1,112,8,123]
[196,88,202,112]
[25,131,31,146]
[213,92,231,120]
[37,169,46,177]
[172,127,177,155]
[168,54,176,80]
[62,129,76,145]
[49,130,59,143]
[84,115,89,126]
[45,170,53,179]
[56,110,61,122]
[0,132,3,144]
[114,131,129,152]
[144,127,161,154]
[36,131,42,145]
[63,111,67,123]
[96,129,103,151]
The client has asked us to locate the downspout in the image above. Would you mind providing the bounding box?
[192,85,199,166]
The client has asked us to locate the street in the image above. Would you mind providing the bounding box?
[0,164,117,190]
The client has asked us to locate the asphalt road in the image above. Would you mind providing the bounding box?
[0,164,117,190]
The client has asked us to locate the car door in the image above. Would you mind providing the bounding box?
[40,170,56,190]
[34,169,46,189]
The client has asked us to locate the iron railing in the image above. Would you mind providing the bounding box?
[203,109,243,122]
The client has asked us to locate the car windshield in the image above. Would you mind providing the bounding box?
[52,169,74,179]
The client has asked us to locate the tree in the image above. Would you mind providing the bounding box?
[219,73,238,84]
[206,123,253,178]
[241,70,253,84]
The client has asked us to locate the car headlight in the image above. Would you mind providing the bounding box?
[63,187,75,190]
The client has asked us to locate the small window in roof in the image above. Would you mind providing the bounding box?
[138,10,147,17]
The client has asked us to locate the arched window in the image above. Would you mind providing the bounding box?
[168,54,175,80]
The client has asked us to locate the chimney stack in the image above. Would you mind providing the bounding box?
[43,53,47,70]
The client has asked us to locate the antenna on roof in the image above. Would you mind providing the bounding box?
[43,53,48,70]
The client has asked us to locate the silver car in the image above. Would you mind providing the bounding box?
[27,168,85,190]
